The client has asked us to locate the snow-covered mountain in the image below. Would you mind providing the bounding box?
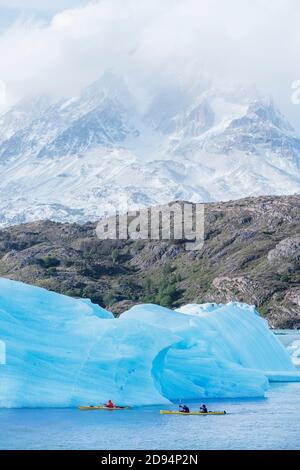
[0,74,300,226]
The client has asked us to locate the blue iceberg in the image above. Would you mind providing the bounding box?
[0,278,297,407]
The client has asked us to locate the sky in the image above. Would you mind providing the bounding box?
[0,1,86,30]
[0,0,299,130]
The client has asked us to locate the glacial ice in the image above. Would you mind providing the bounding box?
[287,340,300,367]
[0,278,297,408]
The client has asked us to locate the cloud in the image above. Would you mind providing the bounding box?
[0,0,86,10]
[0,79,6,105]
[0,0,299,128]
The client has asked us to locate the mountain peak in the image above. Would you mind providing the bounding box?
[81,72,135,112]
[248,98,294,133]
[0,77,299,227]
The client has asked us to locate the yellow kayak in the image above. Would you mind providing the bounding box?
[160,410,226,416]
[79,405,132,411]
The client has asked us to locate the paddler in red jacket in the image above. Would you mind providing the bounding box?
[105,400,116,408]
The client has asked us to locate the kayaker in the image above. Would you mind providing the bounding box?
[179,404,190,413]
[200,404,208,413]
[105,400,116,408]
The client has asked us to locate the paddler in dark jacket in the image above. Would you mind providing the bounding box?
[179,404,190,413]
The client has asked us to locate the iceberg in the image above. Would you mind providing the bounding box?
[287,340,300,367]
[0,278,297,407]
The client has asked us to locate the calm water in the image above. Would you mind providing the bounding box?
[0,383,300,450]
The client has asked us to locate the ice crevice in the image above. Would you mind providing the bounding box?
[0,278,299,408]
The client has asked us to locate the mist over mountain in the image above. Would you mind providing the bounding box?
[0,73,299,227]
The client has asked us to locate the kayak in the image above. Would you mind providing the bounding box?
[160,410,226,416]
[79,405,132,411]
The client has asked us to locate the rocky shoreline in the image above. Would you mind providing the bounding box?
[0,194,299,328]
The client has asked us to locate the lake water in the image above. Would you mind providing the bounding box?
[1,383,300,450]
[1,330,299,450]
